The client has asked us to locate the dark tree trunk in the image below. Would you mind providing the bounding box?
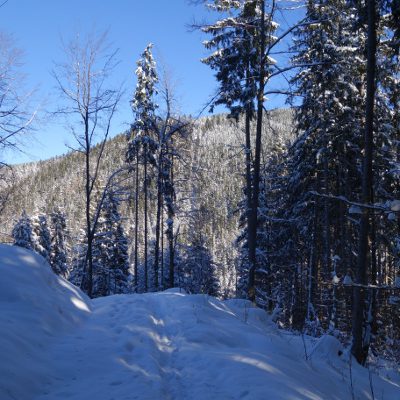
[352,0,377,366]
[84,114,93,298]
[134,147,139,290]
[245,106,253,268]
[168,143,175,288]
[144,143,148,292]
[322,152,331,273]
[307,199,319,325]
[248,0,266,302]
[153,149,163,290]
[161,194,165,289]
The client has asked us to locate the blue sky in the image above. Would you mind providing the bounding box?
[1,0,302,164]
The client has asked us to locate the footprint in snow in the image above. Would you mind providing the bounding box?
[124,341,135,352]
[110,380,123,386]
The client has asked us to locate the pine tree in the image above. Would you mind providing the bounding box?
[49,208,69,277]
[12,210,33,250]
[88,190,130,297]
[127,43,159,292]
[32,214,51,262]
[201,0,279,301]
[101,192,130,295]
[183,235,220,296]
[282,0,366,331]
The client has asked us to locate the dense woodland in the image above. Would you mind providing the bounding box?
[1,0,400,368]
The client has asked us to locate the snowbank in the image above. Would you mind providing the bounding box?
[1,253,399,400]
[0,244,90,400]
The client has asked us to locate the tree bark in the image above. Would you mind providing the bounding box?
[84,112,93,298]
[134,146,139,289]
[168,142,175,288]
[144,142,148,292]
[352,0,377,366]
[248,0,266,302]
[153,149,163,290]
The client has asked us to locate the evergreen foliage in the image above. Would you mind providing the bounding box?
[32,214,51,262]
[12,211,33,250]
[49,208,69,277]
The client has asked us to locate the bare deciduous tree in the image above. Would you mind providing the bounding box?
[0,32,37,219]
[53,31,122,297]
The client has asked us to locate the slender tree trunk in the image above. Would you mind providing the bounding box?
[168,213,174,288]
[248,0,266,302]
[134,147,139,290]
[84,114,93,298]
[154,149,163,290]
[352,0,377,365]
[168,142,175,288]
[144,143,148,292]
[245,105,253,275]
[307,201,319,327]
[322,152,331,273]
[161,194,164,289]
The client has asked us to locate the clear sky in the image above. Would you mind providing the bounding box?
[1,0,302,164]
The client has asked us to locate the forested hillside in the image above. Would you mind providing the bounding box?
[1,0,400,382]
[1,109,294,296]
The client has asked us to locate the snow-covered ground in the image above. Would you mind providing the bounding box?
[1,244,399,400]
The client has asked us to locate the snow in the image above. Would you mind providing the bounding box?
[343,274,353,285]
[1,244,400,400]
[390,200,400,212]
[349,204,363,214]
[0,244,90,400]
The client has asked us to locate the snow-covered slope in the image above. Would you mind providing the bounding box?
[1,245,399,400]
[0,244,90,400]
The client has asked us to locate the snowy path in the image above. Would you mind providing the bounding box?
[3,246,399,400]
[30,290,400,400]
[34,292,185,400]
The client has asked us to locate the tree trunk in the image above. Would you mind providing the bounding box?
[84,114,93,298]
[248,0,266,302]
[154,149,163,290]
[134,146,139,290]
[168,142,175,288]
[161,194,164,289]
[322,152,331,273]
[352,0,377,366]
[244,106,253,288]
[144,143,148,292]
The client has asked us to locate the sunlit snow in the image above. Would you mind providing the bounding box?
[0,244,399,400]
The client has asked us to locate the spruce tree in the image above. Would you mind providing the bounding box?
[50,208,69,277]
[127,43,159,292]
[201,0,278,301]
[12,211,33,250]
[32,214,51,262]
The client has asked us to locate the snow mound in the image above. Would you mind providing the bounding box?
[0,244,90,400]
[310,335,344,361]
[2,253,400,400]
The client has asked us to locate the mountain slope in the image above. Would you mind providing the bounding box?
[0,110,295,293]
[1,245,399,400]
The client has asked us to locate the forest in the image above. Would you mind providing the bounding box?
[0,0,400,392]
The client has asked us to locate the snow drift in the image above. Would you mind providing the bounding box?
[0,244,90,400]
[1,245,399,400]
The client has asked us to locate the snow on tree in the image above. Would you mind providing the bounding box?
[182,235,220,297]
[49,208,69,277]
[32,214,51,262]
[91,192,130,297]
[12,211,33,250]
[126,43,159,292]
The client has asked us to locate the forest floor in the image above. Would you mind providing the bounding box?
[1,244,399,400]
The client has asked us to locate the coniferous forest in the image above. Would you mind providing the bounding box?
[1,1,400,398]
